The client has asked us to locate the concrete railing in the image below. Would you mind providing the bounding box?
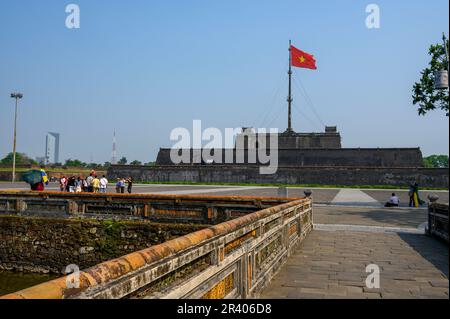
[0,191,296,224]
[428,202,449,243]
[2,198,312,299]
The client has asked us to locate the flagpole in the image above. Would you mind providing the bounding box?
[287,40,293,133]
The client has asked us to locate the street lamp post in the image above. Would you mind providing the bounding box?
[10,93,23,183]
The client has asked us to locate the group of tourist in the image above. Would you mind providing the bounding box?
[60,173,108,193]
[384,182,425,208]
[59,172,133,194]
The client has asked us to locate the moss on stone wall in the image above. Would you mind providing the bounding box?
[0,215,207,274]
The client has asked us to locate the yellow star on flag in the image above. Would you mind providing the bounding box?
[298,56,306,63]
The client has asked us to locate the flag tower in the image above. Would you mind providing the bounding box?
[286,40,294,134]
[285,40,317,134]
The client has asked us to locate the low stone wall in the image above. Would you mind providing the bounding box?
[2,198,313,299]
[0,215,205,274]
[108,165,449,188]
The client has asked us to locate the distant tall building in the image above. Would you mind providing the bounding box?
[45,132,60,164]
[111,130,117,164]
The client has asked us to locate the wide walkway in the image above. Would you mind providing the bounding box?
[259,206,449,299]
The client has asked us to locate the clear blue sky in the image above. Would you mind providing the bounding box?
[0,0,448,164]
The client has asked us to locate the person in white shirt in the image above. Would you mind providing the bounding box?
[86,173,94,193]
[385,193,400,207]
[99,175,108,193]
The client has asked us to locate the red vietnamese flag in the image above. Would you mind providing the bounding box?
[290,45,317,70]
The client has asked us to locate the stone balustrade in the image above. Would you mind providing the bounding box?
[0,191,296,224]
[428,202,449,243]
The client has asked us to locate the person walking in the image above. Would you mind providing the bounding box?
[411,183,425,207]
[120,178,126,194]
[40,168,49,189]
[60,176,67,192]
[86,173,94,193]
[30,172,45,191]
[31,181,44,191]
[116,178,121,193]
[75,177,82,193]
[82,177,89,192]
[127,177,133,194]
[92,175,100,193]
[408,184,415,207]
[67,176,76,192]
[100,175,108,193]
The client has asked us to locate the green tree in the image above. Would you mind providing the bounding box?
[64,159,87,167]
[412,34,449,117]
[0,152,37,165]
[103,161,112,168]
[86,163,100,169]
[423,155,449,168]
[129,160,142,165]
[118,157,127,165]
[144,162,156,166]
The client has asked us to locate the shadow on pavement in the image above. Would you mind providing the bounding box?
[398,233,449,278]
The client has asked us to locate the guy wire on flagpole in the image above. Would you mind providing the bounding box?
[293,76,326,127]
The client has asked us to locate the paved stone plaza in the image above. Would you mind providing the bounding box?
[259,205,448,299]
[313,206,428,229]
[260,230,448,299]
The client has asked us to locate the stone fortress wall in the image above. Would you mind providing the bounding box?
[156,127,424,168]
[108,165,448,188]
[109,127,448,188]
[155,148,424,168]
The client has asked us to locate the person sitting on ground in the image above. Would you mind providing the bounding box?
[385,193,400,207]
